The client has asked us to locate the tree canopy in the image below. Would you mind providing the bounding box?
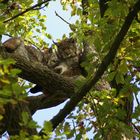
[0,0,140,139]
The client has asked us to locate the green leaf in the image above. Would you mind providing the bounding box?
[28,120,38,129]
[108,71,116,81]
[0,58,16,65]
[0,22,5,34]
[119,60,128,74]
[116,72,125,84]
[10,69,21,76]
[21,112,29,125]
[45,33,52,39]
[75,133,82,140]
[43,121,53,132]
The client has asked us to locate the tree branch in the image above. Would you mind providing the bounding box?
[27,94,67,115]
[0,38,75,97]
[15,57,75,97]
[55,11,70,25]
[47,0,140,131]
[98,0,109,18]
[4,0,51,23]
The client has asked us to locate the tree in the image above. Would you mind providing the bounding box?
[0,0,140,139]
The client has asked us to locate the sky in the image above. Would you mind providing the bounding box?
[41,0,77,42]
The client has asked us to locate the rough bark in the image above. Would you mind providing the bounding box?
[0,101,37,135]
[27,94,67,115]
[1,38,75,97]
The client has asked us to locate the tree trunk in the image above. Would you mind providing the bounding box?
[0,101,37,135]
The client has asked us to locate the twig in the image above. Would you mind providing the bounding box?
[3,34,12,37]
[131,122,140,134]
[33,5,46,10]
[55,11,71,25]
[4,0,51,23]
[134,93,140,105]
[72,120,77,136]
[33,3,48,10]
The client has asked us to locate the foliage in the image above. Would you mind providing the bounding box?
[0,0,140,139]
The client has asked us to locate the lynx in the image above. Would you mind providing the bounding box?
[42,38,83,77]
